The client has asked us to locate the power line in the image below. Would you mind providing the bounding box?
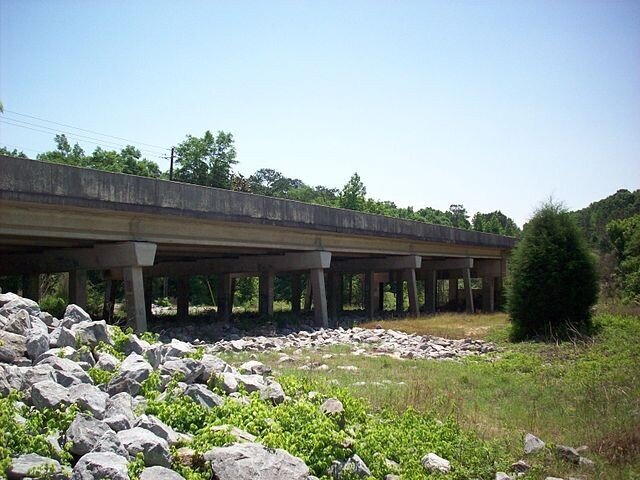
[0,142,41,154]
[4,109,170,152]
[0,117,168,156]
[0,119,169,160]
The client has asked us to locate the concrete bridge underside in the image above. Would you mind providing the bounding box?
[0,156,516,332]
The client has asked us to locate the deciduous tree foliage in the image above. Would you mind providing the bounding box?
[607,214,640,302]
[472,211,521,237]
[173,130,237,189]
[338,173,367,211]
[507,202,598,340]
[35,135,161,177]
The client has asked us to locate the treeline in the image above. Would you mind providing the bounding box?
[0,130,521,237]
[572,189,640,303]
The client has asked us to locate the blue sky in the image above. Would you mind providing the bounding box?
[1,0,639,226]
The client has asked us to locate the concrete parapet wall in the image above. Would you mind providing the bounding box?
[0,156,516,249]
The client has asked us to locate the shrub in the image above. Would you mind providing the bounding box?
[39,294,67,319]
[507,201,598,340]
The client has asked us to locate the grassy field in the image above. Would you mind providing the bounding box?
[221,309,640,479]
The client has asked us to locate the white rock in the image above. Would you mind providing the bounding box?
[71,452,129,480]
[66,413,114,456]
[30,380,69,410]
[140,466,186,480]
[204,442,309,480]
[7,453,61,479]
[421,452,451,474]
[524,433,545,455]
[117,427,171,467]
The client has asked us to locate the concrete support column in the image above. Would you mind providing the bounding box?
[378,282,385,312]
[303,276,312,311]
[482,277,495,313]
[463,267,475,314]
[143,277,153,323]
[309,268,328,327]
[365,271,379,320]
[22,274,40,302]
[448,277,458,303]
[103,279,116,322]
[259,271,274,317]
[404,268,419,318]
[69,270,87,308]
[327,271,340,325]
[424,269,436,314]
[123,266,147,333]
[291,273,302,313]
[177,277,189,321]
[217,273,233,322]
[395,271,404,313]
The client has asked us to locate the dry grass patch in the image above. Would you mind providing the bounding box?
[361,312,509,340]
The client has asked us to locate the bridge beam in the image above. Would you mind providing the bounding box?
[332,255,422,273]
[0,242,157,275]
[132,250,331,278]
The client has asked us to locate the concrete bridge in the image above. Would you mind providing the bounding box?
[0,155,516,332]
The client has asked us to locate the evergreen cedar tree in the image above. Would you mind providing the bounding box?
[507,202,598,340]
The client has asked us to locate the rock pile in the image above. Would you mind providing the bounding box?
[208,326,495,360]
[0,292,304,479]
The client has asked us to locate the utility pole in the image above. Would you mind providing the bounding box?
[169,147,175,181]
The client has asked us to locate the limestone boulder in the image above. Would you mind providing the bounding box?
[30,380,69,410]
[62,304,92,328]
[135,414,181,446]
[117,427,172,467]
[94,350,120,372]
[160,358,204,384]
[71,320,112,347]
[0,297,40,317]
[524,433,545,455]
[90,430,130,459]
[421,453,451,474]
[239,360,271,375]
[69,383,109,419]
[185,384,224,408]
[38,356,92,387]
[4,309,32,335]
[204,442,310,480]
[49,326,77,349]
[328,454,371,479]
[0,330,27,363]
[7,453,62,479]
[104,392,137,432]
[70,452,129,480]
[139,466,186,480]
[66,413,113,456]
[120,334,150,355]
[235,374,266,393]
[161,339,195,361]
[260,380,286,405]
[197,354,232,383]
[107,352,153,396]
[25,328,49,361]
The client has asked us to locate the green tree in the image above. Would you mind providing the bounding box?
[338,173,367,211]
[173,130,237,189]
[472,211,521,237]
[507,201,598,340]
[607,214,640,302]
[37,134,86,165]
[0,146,27,158]
[447,204,471,229]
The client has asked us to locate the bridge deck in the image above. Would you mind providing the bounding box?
[0,155,516,330]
